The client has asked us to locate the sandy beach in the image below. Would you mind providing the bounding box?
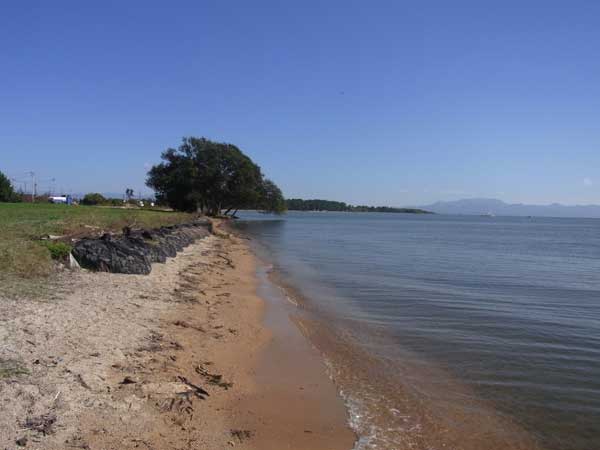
[0,223,355,449]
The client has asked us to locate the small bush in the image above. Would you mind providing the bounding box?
[81,193,106,205]
[43,241,72,261]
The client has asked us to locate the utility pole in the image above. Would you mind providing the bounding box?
[28,171,36,202]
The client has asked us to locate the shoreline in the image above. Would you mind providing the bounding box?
[238,261,355,449]
[237,221,545,450]
[0,224,354,449]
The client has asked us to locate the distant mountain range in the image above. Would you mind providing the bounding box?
[419,198,600,218]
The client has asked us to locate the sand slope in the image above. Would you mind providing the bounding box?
[0,228,353,449]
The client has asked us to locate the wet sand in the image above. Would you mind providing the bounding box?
[0,225,354,449]
[233,263,354,449]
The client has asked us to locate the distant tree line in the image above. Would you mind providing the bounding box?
[286,199,349,211]
[286,198,432,214]
[81,192,157,207]
[147,137,286,216]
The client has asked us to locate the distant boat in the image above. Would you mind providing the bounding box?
[482,211,496,217]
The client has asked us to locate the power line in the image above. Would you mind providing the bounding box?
[8,171,74,198]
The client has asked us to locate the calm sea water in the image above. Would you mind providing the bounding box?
[235,212,600,450]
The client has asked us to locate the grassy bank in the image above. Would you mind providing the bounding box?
[0,203,193,284]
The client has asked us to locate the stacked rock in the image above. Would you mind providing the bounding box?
[71,220,211,275]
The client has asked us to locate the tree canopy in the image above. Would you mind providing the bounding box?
[146,137,286,215]
[257,179,286,214]
[0,170,19,203]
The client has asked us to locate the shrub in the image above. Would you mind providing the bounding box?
[43,241,72,261]
[81,193,106,206]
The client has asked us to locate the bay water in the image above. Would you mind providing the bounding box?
[235,212,600,450]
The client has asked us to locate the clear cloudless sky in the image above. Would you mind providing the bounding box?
[1,1,599,205]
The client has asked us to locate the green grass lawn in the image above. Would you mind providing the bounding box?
[0,203,193,283]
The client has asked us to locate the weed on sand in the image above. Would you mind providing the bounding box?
[0,359,30,379]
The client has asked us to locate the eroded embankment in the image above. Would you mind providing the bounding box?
[71,219,212,274]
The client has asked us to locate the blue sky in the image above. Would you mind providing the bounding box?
[1,1,599,206]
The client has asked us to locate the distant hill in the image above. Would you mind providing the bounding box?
[286,199,432,214]
[420,198,600,218]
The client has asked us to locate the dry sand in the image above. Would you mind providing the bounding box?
[0,225,355,449]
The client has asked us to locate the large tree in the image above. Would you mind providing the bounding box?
[147,137,285,215]
[0,170,19,202]
[257,179,286,215]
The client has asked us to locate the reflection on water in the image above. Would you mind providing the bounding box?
[235,212,600,450]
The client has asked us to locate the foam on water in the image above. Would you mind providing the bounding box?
[321,357,385,450]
